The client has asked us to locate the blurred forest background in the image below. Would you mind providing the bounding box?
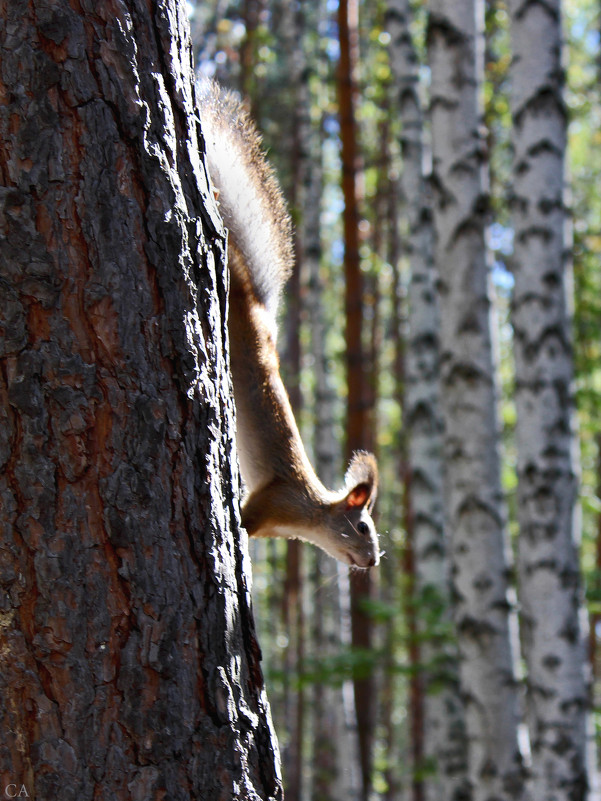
[191,0,600,799]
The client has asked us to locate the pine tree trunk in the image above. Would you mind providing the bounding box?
[337,1,376,798]
[277,3,307,797]
[386,2,470,799]
[337,0,366,452]
[240,0,262,113]
[0,2,281,799]
[508,1,590,796]
[427,0,526,797]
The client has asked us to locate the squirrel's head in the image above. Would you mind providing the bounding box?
[321,451,379,568]
[242,451,380,569]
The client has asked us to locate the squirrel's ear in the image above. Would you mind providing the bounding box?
[345,483,372,509]
[344,451,378,511]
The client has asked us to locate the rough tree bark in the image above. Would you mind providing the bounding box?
[386,2,469,799]
[0,2,281,799]
[427,0,526,798]
[508,0,590,796]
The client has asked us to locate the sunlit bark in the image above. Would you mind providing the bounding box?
[0,2,281,798]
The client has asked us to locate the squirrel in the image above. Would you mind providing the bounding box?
[198,81,379,569]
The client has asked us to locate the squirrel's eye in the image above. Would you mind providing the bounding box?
[357,521,370,536]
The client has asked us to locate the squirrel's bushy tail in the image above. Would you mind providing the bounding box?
[197,80,293,321]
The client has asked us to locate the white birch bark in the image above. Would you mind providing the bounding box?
[508,1,590,797]
[427,0,526,798]
[386,2,469,799]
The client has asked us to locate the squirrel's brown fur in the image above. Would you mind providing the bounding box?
[199,81,380,568]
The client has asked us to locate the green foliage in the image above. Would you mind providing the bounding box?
[566,0,601,626]
[268,646,382,690]
[484,0,512,220]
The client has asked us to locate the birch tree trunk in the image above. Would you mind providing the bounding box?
[386,2,469,799]
[427,0,526,797]
[508,1,590,796]
[0,2,281,799]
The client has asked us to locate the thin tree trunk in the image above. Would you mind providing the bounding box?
[379,156,406,801]
[283,542,304,801]
[348,567,376,801]
[384,112,426,801]
[306,137,365,796]
[591,434,601,718]
[389,203,426,801]
[387,2,470,799]
[380,548,403,801]
[278,2,307,796]
[311,555,342,801]
[305,84,359,801]
[0,2,281,799]
[338,562,365,801]
[402,470,425,801]
[427,0,526,797]
[240,0,262,115]
[337,2,376,798]
[307,180,354,801]
[508,1,590,796]
[337,0,367,452]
